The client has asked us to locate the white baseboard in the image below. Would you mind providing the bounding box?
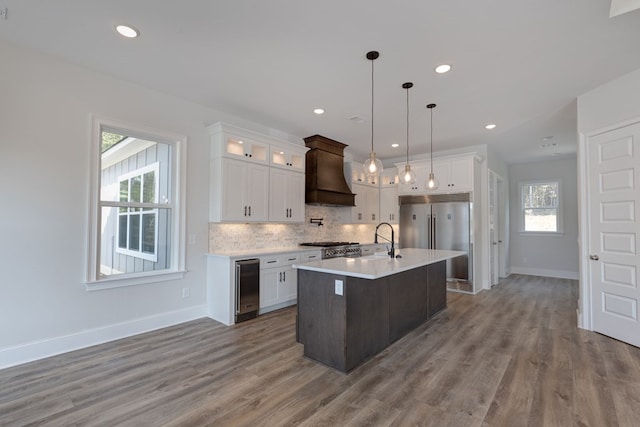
[0,304,208,370]
[509,266,579,280]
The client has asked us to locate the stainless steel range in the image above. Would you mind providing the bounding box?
[299,241,361,259]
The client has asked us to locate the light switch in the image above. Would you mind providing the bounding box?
[335,279,343,296]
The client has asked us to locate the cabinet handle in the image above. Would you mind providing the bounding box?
[279,272,282,281]
[248,206,251,216]
[244,206,247,216]
[283,271,286,281]
[372,214,376,220]
[267,260,277,264]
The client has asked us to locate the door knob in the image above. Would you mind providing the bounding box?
[589,255,599,261]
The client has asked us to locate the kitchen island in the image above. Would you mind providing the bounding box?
[294,248,464,372]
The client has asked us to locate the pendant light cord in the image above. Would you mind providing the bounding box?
[371,58,374,153]
[430,107,433,172]
[406,86,410,163]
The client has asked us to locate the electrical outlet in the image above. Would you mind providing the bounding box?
[182,287,190,298]
[335,280,343,296]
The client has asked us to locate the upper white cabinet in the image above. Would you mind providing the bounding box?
[395,154,478,196]
[351,182,379,223]
[213,158,269,222]
[429,156,473,193]
[379,171,399,223]
[269,168,305,222]
[209,122,307,223]
[270,144,306,172]
[397,164,429,195]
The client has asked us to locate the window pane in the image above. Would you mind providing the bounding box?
[118,215,128,248]
[131,176,141,203]
[119,180,128,202]
[142,213,156,254]
[143,171,155,203]
[129,214,140,250]
[523,183,557,208]
[524,208,557,232]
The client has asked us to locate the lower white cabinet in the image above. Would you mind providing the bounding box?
[259,253,300,314]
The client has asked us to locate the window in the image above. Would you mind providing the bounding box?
[87,118,185,289]
[519,180,562,233]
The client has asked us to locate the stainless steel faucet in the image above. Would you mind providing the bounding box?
[374,222,395,259]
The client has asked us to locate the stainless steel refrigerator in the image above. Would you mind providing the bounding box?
[399,193,472,288]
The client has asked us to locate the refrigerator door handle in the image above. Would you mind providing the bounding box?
[432,215,436,249]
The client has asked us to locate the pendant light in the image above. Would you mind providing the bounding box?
[401,82,416,184]
[426,103,439,190]
[363,51,383,178]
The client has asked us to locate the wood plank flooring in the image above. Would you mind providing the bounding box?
[2,274,640,426]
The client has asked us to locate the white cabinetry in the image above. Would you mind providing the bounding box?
[395,154,477,196]
[397,164,429,195]
[429,156,473,193]
[351,183,379,223]
[379,171,399,223]
[209,122,307,223]
[269,169,305,222]
[259,253,300,314]
[212,159,269,222]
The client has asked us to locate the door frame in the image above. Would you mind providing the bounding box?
[578,115,640,330]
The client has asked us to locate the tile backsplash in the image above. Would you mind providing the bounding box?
[209,205,386,252]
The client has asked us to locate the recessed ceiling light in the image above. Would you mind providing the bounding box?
[434,64,452,74]
[116,25,139,38]
[313,108,325,115]
[485,124,496,130]
[391,143,399,148]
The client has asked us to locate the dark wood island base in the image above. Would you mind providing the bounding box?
[296,260,446,372]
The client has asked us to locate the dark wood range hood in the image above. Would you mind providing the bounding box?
[303,134,355,207]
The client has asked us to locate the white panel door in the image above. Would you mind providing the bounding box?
[588,122,640,347]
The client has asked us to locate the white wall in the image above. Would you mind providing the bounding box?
[508,157,579,279]
[0,40,294,368]
[576,66,640,329]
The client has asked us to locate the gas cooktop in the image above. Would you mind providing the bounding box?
[299,241,359,247]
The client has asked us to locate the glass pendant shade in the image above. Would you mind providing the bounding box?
[427,172,439,190]
[402,164,416,184]
[363,152,383,178]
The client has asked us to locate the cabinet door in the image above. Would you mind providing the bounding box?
[260,269,280,308]
[366,185,379,223]
[449,157,473,191]
[279,266,297,302]
[269,169,288,222]
[430,160,450,193]
[397,165,428,195]
[221,159,248,220]
[287,172,305,222]
[379,186,398,223]
[351,183,367,223]
[246,164,269,221]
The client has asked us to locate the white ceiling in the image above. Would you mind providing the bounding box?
[1,0,640,164]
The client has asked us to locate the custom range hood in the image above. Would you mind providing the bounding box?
[303,134,355,206]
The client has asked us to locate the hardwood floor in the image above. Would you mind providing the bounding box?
[2,274,640,426]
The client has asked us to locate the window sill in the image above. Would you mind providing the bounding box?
[85,270,186,291]
[518,231,565,237]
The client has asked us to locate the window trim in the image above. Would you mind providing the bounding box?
[518,179,563,235]
[87,116,186,290]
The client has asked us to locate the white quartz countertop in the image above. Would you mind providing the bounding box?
[293,248,465,280]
